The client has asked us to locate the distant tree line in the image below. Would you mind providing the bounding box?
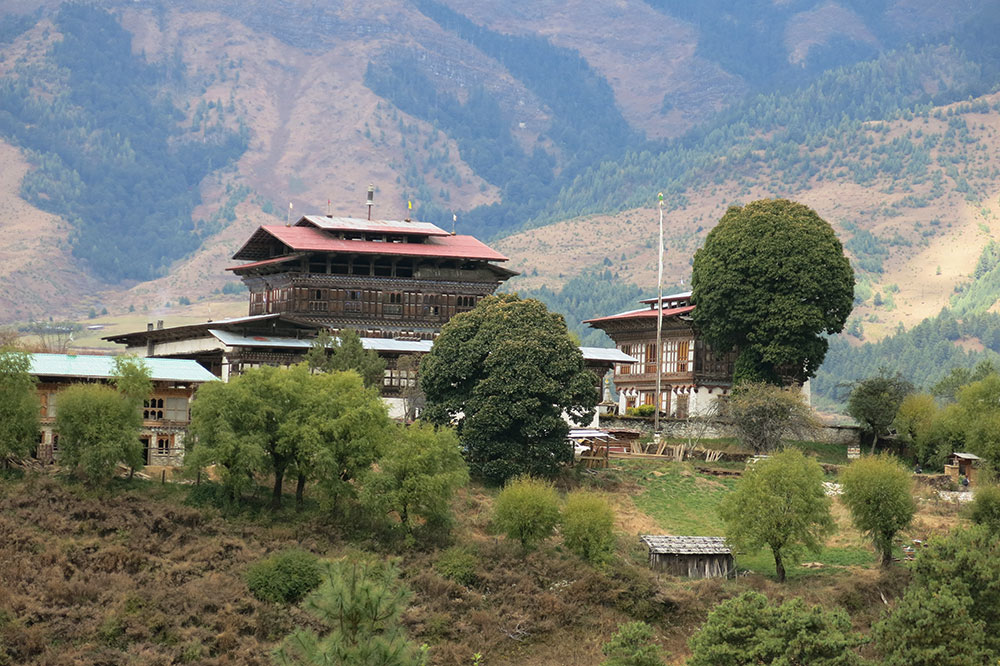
[512,270,657,348]
[814,308,1000,407]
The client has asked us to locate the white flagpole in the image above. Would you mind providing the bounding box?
[654,192,665,438]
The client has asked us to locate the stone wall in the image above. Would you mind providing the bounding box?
[598,415,860,447]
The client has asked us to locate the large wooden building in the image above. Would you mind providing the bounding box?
[228,215,517,339]
[585,292,739,418]
[106,212,632,419]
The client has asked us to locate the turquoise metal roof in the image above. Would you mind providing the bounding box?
[29,353,218,383]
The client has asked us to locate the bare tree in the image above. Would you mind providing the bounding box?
[721,383,818,453]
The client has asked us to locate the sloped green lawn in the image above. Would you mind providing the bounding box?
[614,459,876,579]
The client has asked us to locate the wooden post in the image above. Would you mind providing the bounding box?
[161,469,166,485]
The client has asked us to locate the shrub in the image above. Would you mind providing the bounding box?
[493,476,560,550]
[688,591,862,666]
[968,484,1000,535]
[246,549,322,604]
[434,546,478,586]
[601,621,665,666]
[274,559,422,665]
[625,404,657,417]
[562,490,616,563]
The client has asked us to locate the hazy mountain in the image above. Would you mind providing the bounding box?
[0,0,997,333]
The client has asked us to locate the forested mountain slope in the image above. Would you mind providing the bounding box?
[0,0,997,333]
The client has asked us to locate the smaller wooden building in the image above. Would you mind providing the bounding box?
[29,353,218,467]
[640,535,735,579]
[945,452,981,484]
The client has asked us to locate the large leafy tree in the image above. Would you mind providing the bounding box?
[847,370,913,454]
[292,370,393,510]
[420,294,597,484]
[361,423,468,534]
[305,329,386,389]
[718,448,835,582]
[691,199,854,384]
[688,591,862,666]
[839,454,915,566]
[188,364,391,510]
[55,383,145,484]
[0,347,39,465]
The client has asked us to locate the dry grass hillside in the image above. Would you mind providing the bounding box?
[0,448,964,665]
[0,141,108,322]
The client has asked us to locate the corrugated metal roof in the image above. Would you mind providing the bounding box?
[231,225,509,263]
[953,452,982,460]
[361,338,433,353]
[638,291,692,305]
[640,535,732,555]
[298,215,449,236]
[584,304,696,325]
[29,354,218,383]
[579,347,637,363]
[208,330,434,354]
[568,428,612,440]
[209,330,315,349]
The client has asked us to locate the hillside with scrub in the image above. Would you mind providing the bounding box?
[0,443,982,665]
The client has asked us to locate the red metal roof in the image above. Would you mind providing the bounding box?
[584,304,695,325]
[224,254,305,271]
[231,225,509,263]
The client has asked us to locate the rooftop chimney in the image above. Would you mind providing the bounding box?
[156,320,164,330]
[147,323,154,332]
[366,184,374,220]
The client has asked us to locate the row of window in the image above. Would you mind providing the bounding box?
[617,339,693,375]
[40,393,189,423]
[251,287,484,319]
[36,432,177,461]
[142,397,189,422]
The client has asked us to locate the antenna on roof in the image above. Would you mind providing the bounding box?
[366,184,375,220]
[326,199,332,218]
[405,199,412,222]
[452,212,457,235]
[286,201,293,227]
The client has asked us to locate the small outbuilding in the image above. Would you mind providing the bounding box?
[640,535,735,579]
[945,452,981,484]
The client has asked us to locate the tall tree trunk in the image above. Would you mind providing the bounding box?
[772,546,786,583]
[869,431,878,455]
[296,473,306,509]
[880,534,894,567]
[271,459,288,510]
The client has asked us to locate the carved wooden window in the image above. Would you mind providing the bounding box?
[677,340,690,373]
[157,436,170,455]
[645,343,657,374]
[143,398,164,420]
